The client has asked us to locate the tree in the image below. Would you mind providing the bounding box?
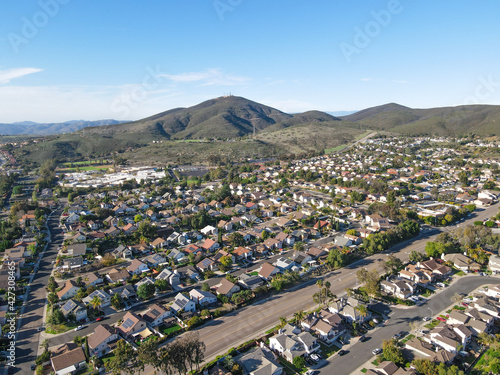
[293,310,305,325]
[137,283,156,300]
[155,278,169,291]
[105,339,137,375]
[382,339,404,366]
[228,232,245,247]
[355,304,369,319]
[48,307,65,325]
[383,255,403,275]
[409,250,424,263]
[201,282,210,292]
[111,293,124,310]
[293,356,306,369]
[386,190,396,204]
[47,292,59,305]
[327,248,347,269]
[219,255,233,272]
[134,214,143,223]
[356,268,380,296]
[137,336,160,372]
[46,276,58,293]
[279,317,287,329]
[90,295,102,312]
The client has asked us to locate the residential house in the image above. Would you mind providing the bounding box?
[57,280,80,301]
[201,238,220,252]
[117,311,147,337]
[442,253,481,272]
[60,299,87,322]
[155,268,181,286]
[81,272,104,287]
[196,257,217,272]
[88,324,120,358]
[216,278,240,298]
[66,243,87,256]
[189,289,218,306]
[106,268,131,284]
[238,273,265,291]
[233,246,253,261]
[380,280,416,300]
[141,303,172,326]
[235,347,283,375]
[51,345,87,375]
[171,293,196,313]
[144,253,167,268]
[258,262,280,281]
[167,249,186,263]
[127,259,149,275]
[108,284,137,301]
[83,290,111,308]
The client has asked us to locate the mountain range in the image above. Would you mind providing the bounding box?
[0,119,123,136]
[7,96,499,165]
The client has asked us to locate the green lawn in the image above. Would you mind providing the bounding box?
[162,324,182,336]
[45,321,78,334]
[319,342,339,358]
[424,319,441,330]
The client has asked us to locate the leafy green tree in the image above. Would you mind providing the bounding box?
[219,255,233,271]
[201,282,210,292]
[382,339,405,366]
[110,293,124,310]
[228,232,245,247]
[47,292,59,305]
[383,254,403,274]
[155,278,169,291]
[137,283,156,300]
[105,339,137,375]
[356,268,380,296]
[48,307,65,325]
[293,356,306,369]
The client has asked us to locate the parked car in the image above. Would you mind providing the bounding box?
[75,325,86,331]
[359,335,368,342]
[338,350,347,356]
[392,333,401,340]
[423,316,432,321]
[372,348,383,355]
[96,317,104,322]
[311,354,320,361]
[436,316,446,322]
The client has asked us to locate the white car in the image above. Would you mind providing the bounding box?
[75,325,86,331]
[423,317,432,321]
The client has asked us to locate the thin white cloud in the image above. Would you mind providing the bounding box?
[160,68,251,86]
[0,67,43,84]
[360,78,372,82]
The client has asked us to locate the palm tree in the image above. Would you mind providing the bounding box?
[316,279,324,305]
[293,310,305,326]
[355,304,369,320]
[90,295,102,312]
[279,317,287,329]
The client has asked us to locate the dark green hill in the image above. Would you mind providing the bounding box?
[341,103,500,136]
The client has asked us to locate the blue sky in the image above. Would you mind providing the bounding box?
[1,0,500,122]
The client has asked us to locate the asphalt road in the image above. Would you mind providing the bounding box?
[322,275,500,375]
[14,205,65,374]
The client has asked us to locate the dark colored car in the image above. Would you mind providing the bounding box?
[338,350,347,356]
